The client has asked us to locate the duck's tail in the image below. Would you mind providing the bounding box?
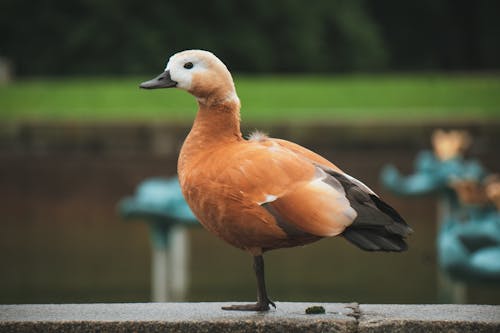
[342,193,412,252]
[325,169,413,252]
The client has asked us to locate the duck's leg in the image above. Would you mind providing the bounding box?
[222,255,276,311]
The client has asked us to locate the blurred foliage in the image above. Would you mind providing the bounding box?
[0,0,499,75]
[367,0,500,71]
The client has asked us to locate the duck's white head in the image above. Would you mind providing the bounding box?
[140,49,239,105]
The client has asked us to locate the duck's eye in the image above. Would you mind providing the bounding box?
[184,62,194,69]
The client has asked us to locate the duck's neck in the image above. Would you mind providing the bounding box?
[181,92,242,158]
[192,93,242,142]
[178,93,242,178]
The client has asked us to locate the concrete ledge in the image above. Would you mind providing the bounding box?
[359,304,500,333]
[1,302,499,333]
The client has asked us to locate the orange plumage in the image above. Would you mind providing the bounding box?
[140,49,412,311]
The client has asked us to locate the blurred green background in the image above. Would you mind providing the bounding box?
[1,0,499,305]
[1,75,500,122]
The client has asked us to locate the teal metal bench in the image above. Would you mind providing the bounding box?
[119,177,198,301]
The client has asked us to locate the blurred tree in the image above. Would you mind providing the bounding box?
[0,0,498,75]
[366,0,500,71]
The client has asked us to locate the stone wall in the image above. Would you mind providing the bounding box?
[1,121,498,156]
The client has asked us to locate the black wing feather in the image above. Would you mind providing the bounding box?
[324,169,413,252]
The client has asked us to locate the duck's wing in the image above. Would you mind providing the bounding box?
[271,138,343,172]
[240,137,412,251]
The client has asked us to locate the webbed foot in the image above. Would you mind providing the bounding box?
[222,299,276,312]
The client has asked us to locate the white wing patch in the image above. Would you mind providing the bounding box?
[311,170,358,228]
[268,167,358,237]
[258,194,278,205]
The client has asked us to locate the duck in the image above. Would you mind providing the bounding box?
[140,49,412,311]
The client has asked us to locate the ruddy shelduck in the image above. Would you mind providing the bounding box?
[140,50,412,311]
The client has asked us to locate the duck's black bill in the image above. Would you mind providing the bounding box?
[139,70,177,89]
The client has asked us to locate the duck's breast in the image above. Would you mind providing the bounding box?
[178,141,303,250]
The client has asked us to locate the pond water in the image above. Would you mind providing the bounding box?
[1,144,499,305]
